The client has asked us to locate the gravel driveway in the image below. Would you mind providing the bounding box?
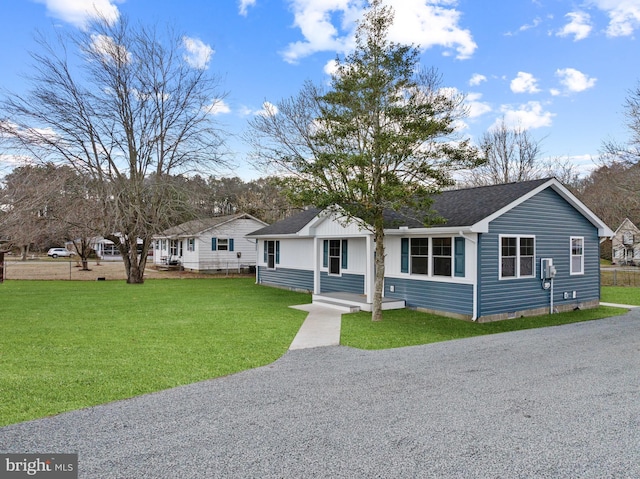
[1,312,639,478]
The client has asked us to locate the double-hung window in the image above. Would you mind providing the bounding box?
[187,238,195,252]
[402,237,458,277]
[410,238,429,275]
[570,237,584,275]
[500,235,535,279]
[264,240,280,269]
[432,238,452,277]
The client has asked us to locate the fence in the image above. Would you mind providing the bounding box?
[601,268,640,287]
[1,259,256,281]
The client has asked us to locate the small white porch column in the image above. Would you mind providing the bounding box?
[365,233,375,303]
[313,237,321,294]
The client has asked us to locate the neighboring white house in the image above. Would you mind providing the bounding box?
[153,213,267,272]
[611,218,640,265]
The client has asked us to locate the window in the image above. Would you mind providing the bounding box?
[432,237,452,276]
[402,236,464,278]
[570,237,584,275]
[329,240,341,275]
[187,238,195,252]
[500,235,535,279]
[212,237,234,251]
[264,240,279,269]
[170,240,182,257]
[410,238,429,275]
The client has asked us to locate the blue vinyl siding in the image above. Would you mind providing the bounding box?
[257,266,313,292]
[320,272,365,294]
[478,188,601,318]
[384,277,473,316]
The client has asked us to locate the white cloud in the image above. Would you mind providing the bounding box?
[468,73,487,86]
[183,37,214,70]
[204,99,231,116]
[255,101,279,117]
[557,11,592,40]
[239,0,257,16]
[90,34,130,63]
[555,67,597,93]
[34,0,120,28]
[465,92,491,118]
[324,59,340,76]
[282,0,476,63]
[590,0,640,37]
[518,17,542,32]
[510,72,541,94]
[497,101,555,130]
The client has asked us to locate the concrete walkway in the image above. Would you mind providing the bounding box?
[288,304,343,349]
[600,301,639,309]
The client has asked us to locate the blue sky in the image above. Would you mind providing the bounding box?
[1,0,639,180]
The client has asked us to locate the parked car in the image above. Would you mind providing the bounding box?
[47,248,76,258]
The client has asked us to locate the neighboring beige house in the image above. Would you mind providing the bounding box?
[153,213,267,272]
[611,218,640,265]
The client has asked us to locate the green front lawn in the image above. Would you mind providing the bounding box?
[341,305,629,350]
[0,279,309,427]
[1,280,634,427]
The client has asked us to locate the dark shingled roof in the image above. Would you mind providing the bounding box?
[247,208,322,236]
[427,177,552,228]
[247,178,554,235]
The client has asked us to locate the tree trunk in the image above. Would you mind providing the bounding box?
[372,222,386,322]
[81,259,90,271]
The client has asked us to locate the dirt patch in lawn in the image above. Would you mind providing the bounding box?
[2,258,248,281]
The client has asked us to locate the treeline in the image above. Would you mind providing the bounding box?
[0,165,295,257]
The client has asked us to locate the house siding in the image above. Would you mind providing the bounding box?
[477,188,601,319]
[195,218,264,271]
[320,272,365,294]
[257,266,314,292]
[384,277,474,317]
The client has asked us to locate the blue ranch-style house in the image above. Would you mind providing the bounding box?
[247,178,613,322]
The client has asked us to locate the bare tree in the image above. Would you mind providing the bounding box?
[463,118,544,186]
[578,82,640,231]
[0,164,63,259]
[0,16,227,283]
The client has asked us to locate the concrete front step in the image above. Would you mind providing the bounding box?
[312,297,361,313]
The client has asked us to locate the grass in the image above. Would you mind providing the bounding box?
[341,305,629,350]
[0,278,309,427]
[1,279,635,427]
[601,285,640,305]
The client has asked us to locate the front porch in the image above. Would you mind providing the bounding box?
[312,292,405,313]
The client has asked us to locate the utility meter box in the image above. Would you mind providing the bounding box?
[541,258,556,279]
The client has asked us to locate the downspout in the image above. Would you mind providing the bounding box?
[459,231,478,322]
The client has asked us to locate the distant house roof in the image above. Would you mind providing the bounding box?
[157,213,267,238]
[247,178,613,237]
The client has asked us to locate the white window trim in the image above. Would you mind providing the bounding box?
[570,236,585,275]
[499,234,536,280]
[407,236,454,278]
[327,239,342,276]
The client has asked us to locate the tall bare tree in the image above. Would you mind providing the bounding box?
[246,0,482,321]
[464,118,543,186]
[0,16,227,283]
